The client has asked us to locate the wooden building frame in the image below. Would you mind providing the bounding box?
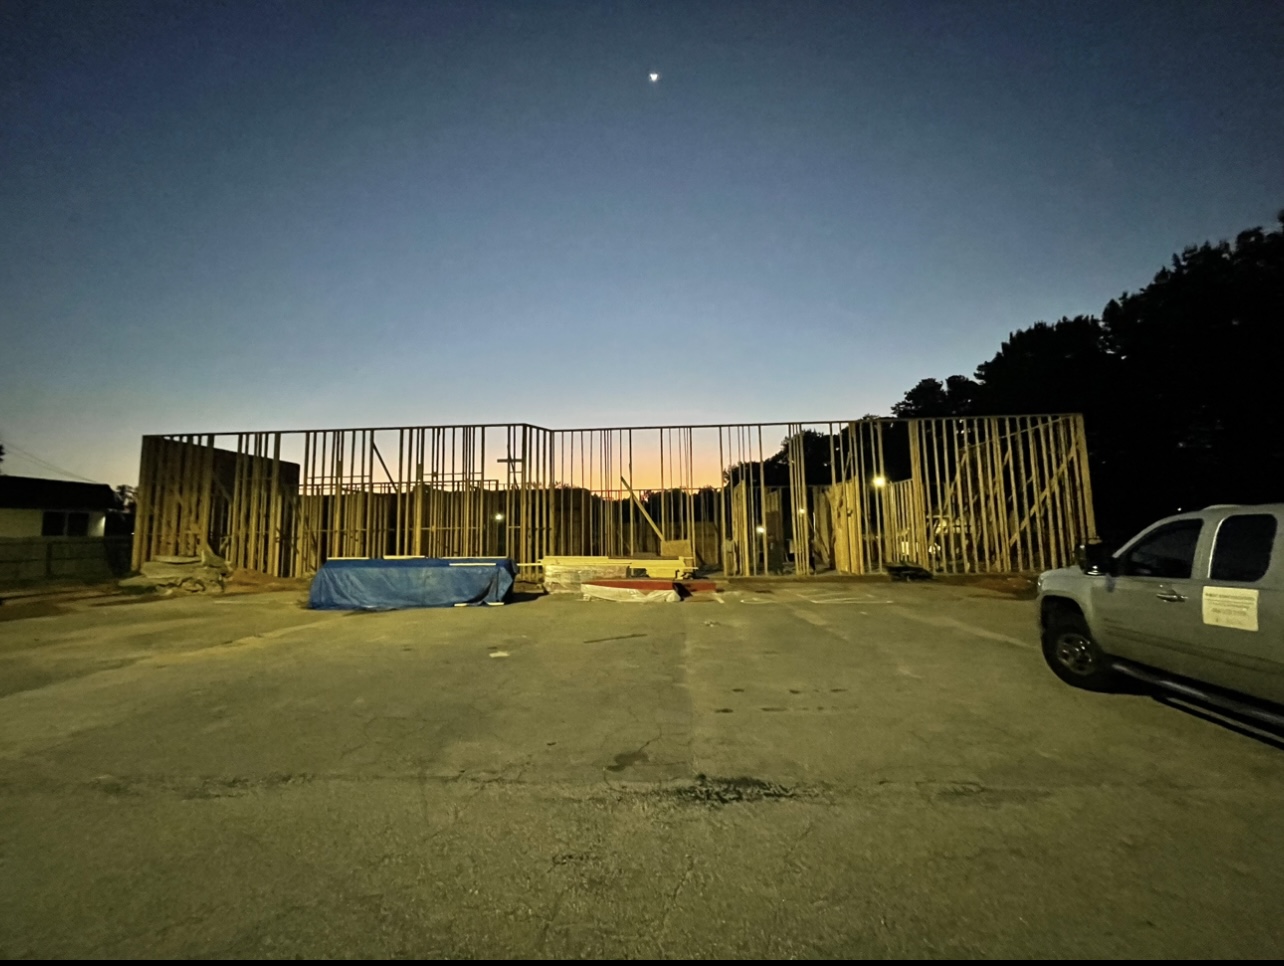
[133,415,1097,578]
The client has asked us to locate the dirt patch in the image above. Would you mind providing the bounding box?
[960,575,1038,599]
[728,575,891,591]
[0,601,68,622]
[0,582,119,602]
[88,594,169,608]
[727,573,1040,597]
[222,570,313,595]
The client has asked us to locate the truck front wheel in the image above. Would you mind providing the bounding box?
[1042,611,1119,692]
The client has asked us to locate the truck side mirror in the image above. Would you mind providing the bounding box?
[1077,542,1115,576]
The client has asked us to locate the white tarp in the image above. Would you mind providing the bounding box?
[543,563,630,593]
[581,585,680,603]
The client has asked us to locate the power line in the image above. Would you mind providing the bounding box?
[0,441,104,484]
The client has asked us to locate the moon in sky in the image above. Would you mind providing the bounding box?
[649,72,660,83]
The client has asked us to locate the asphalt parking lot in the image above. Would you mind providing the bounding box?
[1,580,1282,958]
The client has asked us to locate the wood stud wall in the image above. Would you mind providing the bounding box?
[133,415,1096,579]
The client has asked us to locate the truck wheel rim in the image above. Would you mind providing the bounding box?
[1055,632,1097,676]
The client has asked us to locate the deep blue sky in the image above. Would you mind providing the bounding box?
[2,0,1281,485]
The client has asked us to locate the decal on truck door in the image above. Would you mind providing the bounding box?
[1202,586,1259,632]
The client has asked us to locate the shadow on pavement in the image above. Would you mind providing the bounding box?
[1152,694,1284,751]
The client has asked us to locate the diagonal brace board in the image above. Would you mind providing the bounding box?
[620,476,666,542]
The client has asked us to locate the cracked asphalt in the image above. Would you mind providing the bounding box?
[1,581,1282,958]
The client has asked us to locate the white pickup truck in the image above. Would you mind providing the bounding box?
[1037,503,1283,722]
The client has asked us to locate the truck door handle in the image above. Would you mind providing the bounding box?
[1155,591,1187,603]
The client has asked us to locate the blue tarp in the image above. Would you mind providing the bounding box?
[309,557,515,610]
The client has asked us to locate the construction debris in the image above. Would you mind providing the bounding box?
[887,562,933,582]
[118,547,231,594]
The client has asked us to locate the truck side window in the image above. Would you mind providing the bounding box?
[1210,514,1276,583]
[1117,520,1203,579]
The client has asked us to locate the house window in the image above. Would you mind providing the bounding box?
[40,511,91,536]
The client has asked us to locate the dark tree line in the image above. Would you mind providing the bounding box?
[726,429,837,488]
[891,211,1284,541]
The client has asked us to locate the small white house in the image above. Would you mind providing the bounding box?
[0,475,116,538]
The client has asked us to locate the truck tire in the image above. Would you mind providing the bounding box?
[1042,611,1118,692]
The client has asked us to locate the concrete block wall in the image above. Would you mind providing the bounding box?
[0,537,131,583]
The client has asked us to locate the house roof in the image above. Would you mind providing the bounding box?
[0,475,118,512]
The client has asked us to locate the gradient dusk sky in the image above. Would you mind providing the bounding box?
[1,0,1281,486]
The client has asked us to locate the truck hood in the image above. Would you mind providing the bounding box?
[1040,566,1080,581]
[1038,566,1085,594]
